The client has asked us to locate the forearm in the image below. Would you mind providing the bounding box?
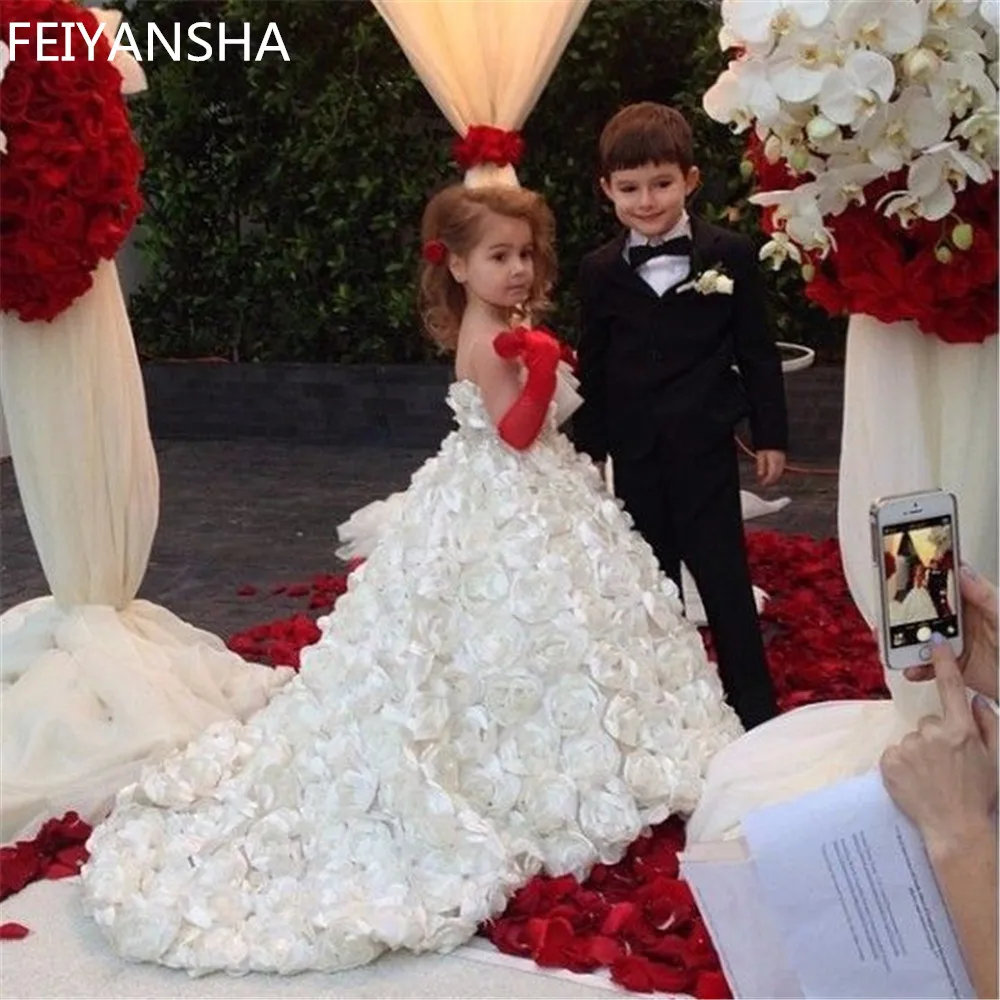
[926,820,999,1000]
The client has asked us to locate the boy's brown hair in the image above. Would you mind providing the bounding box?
[598,102,694,178]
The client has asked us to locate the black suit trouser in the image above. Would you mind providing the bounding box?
[612,437,779,730]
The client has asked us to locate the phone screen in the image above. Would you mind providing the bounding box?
[882,515,958,648]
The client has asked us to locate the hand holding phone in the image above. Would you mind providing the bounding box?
[905,567,998,701]
[870,490,963,671]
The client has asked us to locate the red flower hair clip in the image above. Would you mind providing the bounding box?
[453,125,525,171]
[422,239,448,265]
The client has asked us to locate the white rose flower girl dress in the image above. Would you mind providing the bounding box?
[81,364,743,975]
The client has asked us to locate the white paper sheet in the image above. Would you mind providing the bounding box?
[742,770,974,999]
[681,839,803,999]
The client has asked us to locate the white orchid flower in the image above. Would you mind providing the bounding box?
[929,48,998,116]
[721,0,831,48]
[925,0,981,29]
[759,231,803,269]
[928,137,994,183]
[813,162,886,214]
[703,62,781,130]
[818,48,896,126]
[925,21,990,57]
[751,184,836,255]
[951,108,1000,166]
[859,87,952,172]
[901,46,944,82]
[879,141,991,222]
[834,0,925,54]
[768,32,837,102]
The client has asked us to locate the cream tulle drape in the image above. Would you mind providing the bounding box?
[1,262,159,609]
[372,0,589,186]
[0,262,288,841]
[0,397,9,459]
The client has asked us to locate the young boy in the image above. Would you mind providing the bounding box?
[573,102,789,730]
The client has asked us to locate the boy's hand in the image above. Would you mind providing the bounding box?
[756,449,786,487]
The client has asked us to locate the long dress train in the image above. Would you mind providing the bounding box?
[82,376,742,975]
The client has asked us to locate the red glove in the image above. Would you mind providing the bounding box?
[493,327,561,450]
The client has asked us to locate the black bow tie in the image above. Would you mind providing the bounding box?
[628,236,692,269]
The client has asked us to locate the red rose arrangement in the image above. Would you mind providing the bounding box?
[0,0,143,323]
[453,124,525,171]
[746,134,998,346]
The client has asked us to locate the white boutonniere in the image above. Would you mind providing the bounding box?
[677,265,734,296]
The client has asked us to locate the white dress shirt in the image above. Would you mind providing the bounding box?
[623,212,692,297]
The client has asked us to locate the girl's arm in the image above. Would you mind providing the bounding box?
[468,334,523,428]
[469,328,560,450]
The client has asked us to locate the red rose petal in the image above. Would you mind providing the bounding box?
[600,901,636,936]
[43,861,79,880]
[0,923,30,940]
[236,585,257,597]
[696,970,734,999]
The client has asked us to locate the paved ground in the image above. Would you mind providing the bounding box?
[1,441,838,642]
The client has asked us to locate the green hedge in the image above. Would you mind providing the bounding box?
[114,0,846,363]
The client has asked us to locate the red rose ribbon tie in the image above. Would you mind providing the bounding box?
[453,125,525,171]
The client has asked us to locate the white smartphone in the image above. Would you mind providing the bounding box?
[870,490,963,670]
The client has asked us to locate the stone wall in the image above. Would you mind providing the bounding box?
[142,362,844,463]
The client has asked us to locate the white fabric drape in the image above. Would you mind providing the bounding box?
[0,262,289,841]
[1,261,159,609]
[0,393,9,460]
[838,315,998,727]
[372,0,590,185]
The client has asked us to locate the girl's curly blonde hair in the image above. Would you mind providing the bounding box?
[418,184,557,351]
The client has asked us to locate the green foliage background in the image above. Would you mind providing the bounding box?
[113,0,845,363]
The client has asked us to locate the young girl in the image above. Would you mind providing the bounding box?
[81,183,743,976]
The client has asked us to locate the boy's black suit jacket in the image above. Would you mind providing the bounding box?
[572,215,789,463]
